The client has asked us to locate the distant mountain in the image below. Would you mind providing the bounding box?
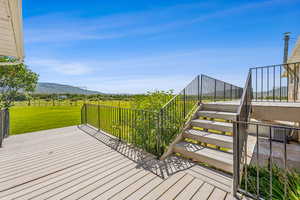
[34,82,103,95]
[254,86,288,98]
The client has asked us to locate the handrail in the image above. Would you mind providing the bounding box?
[233,70,252,197]
[161,75,199,110]
[237,70,252,117]
[249,61,300,69]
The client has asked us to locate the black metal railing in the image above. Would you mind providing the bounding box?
[81,104,161,156]
[0,109,9,148]
[233,121,300,200]
[201,74,243,102]
[250,62,300,102]
[159,74,243,153]
[233,70,253,196]
[81,74,242,157]
[159,76,200,153]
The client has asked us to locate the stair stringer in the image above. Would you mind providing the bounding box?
[160,104,202,160]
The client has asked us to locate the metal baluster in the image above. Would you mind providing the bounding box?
[214,79,217,101]
[273,66,275,101]
[284,128,288,199]
[230,85,232,100]
[269,127,273,199]
[85,104,88,124]
[97,105,100,131]
[197,75,200,102]
[261,68,263,101]
[183,89,186,117]
[256,124,260,199]
[233,121,239,197]
[294,64,297,102]
[244,125,248,194]
[287,65,289,102]
[267,67,269,101]
[256,68,258,101]
[280,66,282,101]
[224,82,226,101]
[118,107,120,139]
[200,75,203,103]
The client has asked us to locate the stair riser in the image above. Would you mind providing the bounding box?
[173,146,233,173]
[191,121,233,133]
[197,112,237,121]
[183,132,233,149]
[202,104,238,113]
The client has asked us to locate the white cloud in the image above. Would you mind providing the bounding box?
[27,58,93,75]
[27,45,280,93]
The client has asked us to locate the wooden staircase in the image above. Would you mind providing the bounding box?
[163,103,239,174]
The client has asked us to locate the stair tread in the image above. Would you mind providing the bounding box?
[198,110,237,116]
[185,129,233,143]
[192,119,233,128]
[175,141,233,165]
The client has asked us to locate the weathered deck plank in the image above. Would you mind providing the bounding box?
[0,126,234,200]
[157,174,194,200]
[0,152,122,199]
[174,178,204,200]
[191,183,214,200]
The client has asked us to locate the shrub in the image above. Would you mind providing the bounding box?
[241,165,300,200]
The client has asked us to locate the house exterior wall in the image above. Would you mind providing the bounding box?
[287,37,300,101]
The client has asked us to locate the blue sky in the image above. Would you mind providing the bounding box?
[23,0,300,93]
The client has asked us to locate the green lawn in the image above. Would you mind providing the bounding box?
[10,106,81,135]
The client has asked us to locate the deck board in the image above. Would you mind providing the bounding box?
[0,126,238,200]
[174,178,204,200]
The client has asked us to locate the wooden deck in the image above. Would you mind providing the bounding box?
[0,126,246,200]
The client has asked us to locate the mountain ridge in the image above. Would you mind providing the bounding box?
[34,82,103,94]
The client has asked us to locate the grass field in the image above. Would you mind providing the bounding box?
[10,100,132,135]
[10,106,81,135]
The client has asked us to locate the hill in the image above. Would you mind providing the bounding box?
[34,82,103,95]
[254,86,288,98]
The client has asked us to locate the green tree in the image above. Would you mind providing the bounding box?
[0,62,38,109]
[0,58,38,138]
[131,90,174,111]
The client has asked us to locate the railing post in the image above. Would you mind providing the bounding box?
[85,104,88,125]
[0,111,3,148]
[97,105,100,131]
[230,85,233,100]
[200,75,203,103]
[157,110,163,157]
[118,107,121,141]
[197,75,200,103]
[183,88,186,117]
[233,119,240,197]
[214,79,217,102]
[3,109,9,138]
[224,83,226,101]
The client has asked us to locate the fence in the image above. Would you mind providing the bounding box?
[233,121,300,200]
[81,104,162,156]
[250,62,300,102]
[159,74,243,152]
[81,74,243,157]
[0,109,9,148]
[201,74,243,102]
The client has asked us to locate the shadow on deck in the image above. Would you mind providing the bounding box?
[0,126,248,200]
[78,125,196,179]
